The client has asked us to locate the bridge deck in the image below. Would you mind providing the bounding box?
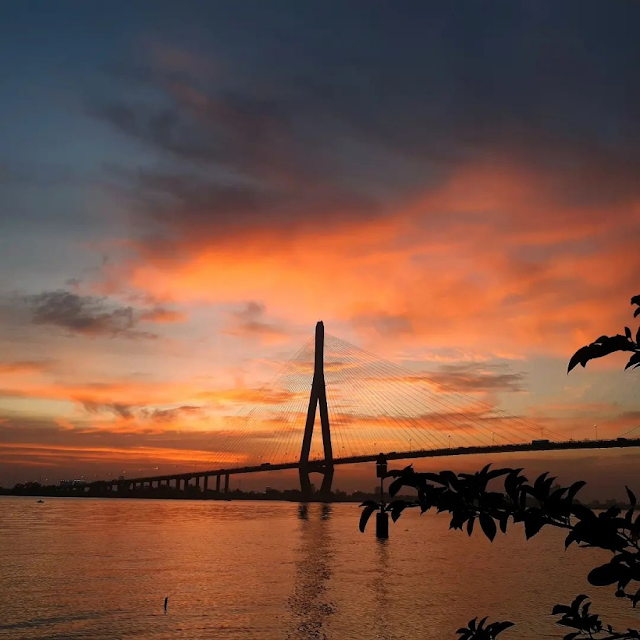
[94,437,640,486]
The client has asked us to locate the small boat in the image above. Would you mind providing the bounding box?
[36,500,44,503]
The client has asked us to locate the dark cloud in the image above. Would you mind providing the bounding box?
[27,290,156,339]
[81,402,203,423]
[81,401,135,419]
[138,307,185,323]
[427,363,527,394]
[141,405,203,423]
[86,1,640,250]
[25,290,184,339]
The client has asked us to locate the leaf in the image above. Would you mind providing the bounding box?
[626,485,637,507]
[631,294,640,306]
[534,472,550,494]
[567,481,587,502]
[568,334,636,373]
[359,506,378,533]
[359,500,380,509]
[467,517,474,536]
[491,621,514,635]
[524,509,545,539]
[626,326,632,339]
[588,562,629,586]
[479,513,497,541]
[568,345,593,372]
[387,476,404,497]
[388,500,408,522]
[635,307,640,318]
[625,352,640,370]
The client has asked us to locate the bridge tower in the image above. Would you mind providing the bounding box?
[299,321,334,500]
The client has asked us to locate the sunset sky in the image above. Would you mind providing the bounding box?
[1,2,639,496]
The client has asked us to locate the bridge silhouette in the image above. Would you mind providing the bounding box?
[90,322,640,499]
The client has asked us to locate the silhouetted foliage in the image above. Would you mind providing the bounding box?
[568,295,640,373]
[358,499,385,532]
[361,464,640,638]
[456,617,514,640]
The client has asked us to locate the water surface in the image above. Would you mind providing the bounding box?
[0,497,637,638]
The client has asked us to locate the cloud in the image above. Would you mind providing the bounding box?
[426,363,527,394]
[27,290,154,339]
[223,302,289,342]
[81,21,640,361]
[25,290,186,339]
[0,360,53,374]
[351,312,414,337]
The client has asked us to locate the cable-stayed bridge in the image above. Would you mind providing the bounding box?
[90,322,640,499]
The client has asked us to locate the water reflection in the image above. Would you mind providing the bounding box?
[288,504,335,639]
[371,540,401,640]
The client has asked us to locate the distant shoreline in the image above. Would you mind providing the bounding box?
[0,485,391,504]
[0,486,631,510]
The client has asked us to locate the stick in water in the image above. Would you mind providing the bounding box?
[164,597,168,613]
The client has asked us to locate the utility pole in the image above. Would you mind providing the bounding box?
[376,454,388,539]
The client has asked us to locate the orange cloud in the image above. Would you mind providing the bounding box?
[98,156,639,361]
[0,360,52,374]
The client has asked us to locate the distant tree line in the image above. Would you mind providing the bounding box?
[1,481,413,504]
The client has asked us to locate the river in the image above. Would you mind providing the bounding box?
[0,497,637,639]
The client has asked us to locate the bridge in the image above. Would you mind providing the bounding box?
[88,322,640,499]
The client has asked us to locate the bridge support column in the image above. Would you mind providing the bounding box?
[299,467,312,497]
[203,476,209,492]
[299,321,334,501]
[224,473,229,493]
[320,465,334,498]
[216,475,221,492]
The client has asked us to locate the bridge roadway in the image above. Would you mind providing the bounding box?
[93,437,640,493]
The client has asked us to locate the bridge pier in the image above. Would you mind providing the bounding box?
[224,473,229,493]
[216,475,221,492]
[299,464,334,501]
[203,476,208,492]
[299,466,312,497]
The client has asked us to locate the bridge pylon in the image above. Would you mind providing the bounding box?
[299,321,334,500]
